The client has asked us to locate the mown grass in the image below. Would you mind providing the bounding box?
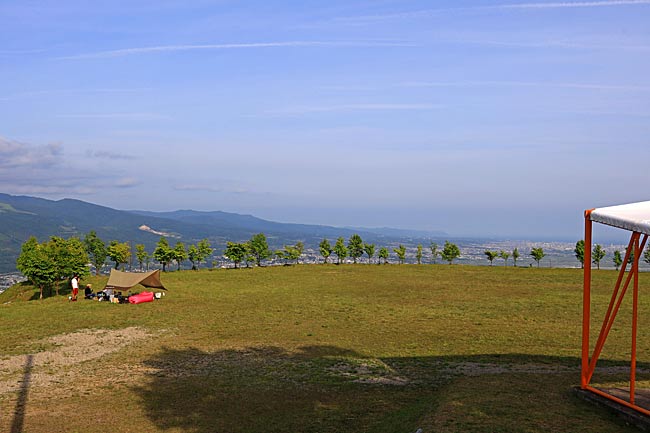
[1,264,648,432]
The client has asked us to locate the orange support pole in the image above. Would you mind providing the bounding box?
[630,235,638,404]
[586,233,640,382]
[582,210,593,389]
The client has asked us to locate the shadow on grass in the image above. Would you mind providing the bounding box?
[10,354,33,433]
[132,347,645,433]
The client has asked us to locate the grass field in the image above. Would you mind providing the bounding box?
[1,264,649,432]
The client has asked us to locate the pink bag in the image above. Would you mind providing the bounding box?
[128,291,154,304]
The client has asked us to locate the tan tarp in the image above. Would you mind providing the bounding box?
[104,269,166,290]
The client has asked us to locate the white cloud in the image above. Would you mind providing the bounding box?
[57,112,170,120]
[174,184,249,194]
[114,177,140,188]
[57,40,415,60]
[334,0,650,23]
[266,103,444,116]
[0,136,63,169]
[400,80,650,92]
[86,150,136,160]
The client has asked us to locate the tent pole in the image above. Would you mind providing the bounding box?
[582,210,593,389]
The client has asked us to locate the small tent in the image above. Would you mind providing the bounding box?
[104,269,166,291]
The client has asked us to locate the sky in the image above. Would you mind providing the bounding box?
[1,0,649,240]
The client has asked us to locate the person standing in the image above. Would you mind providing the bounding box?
[71,274,80,301]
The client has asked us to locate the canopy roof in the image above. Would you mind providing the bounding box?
[105,269,166,290]
[589,200,650,235]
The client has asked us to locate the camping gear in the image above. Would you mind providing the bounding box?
[104,269,166,291]
[129,291,154,304]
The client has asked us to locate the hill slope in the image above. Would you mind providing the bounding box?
[0,194,444,272]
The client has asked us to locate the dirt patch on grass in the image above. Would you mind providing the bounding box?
[0,327,153,395]
[327,359,410,385]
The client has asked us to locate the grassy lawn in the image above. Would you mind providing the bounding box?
[1,264,648,432]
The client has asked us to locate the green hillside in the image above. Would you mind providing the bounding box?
[0,194,432,273]
[0,265,645,432]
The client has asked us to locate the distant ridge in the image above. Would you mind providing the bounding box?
[0,193,447,273]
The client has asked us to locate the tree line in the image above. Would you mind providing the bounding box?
[573,240,650,270]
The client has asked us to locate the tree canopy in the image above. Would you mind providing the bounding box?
[441,241,460,265]
[319,238,332,264]
[334,237,348,264]
[530,247,545,267]
[84,230,107,276]
[249,233,272,266]
[348,234,364,264]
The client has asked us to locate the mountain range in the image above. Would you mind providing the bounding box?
[0,193,446,273]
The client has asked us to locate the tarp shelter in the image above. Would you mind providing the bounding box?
[104,269,166,291]
[582,201,650,415]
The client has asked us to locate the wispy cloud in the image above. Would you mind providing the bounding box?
[450,38,650,51]
[335,0,650,23]
[266,103,443,116]
[400,80,650,92]
[174,184,249,194]
[497,0,650,9]
[0,88,152,102]
[86,150,136,160]
[58,40,415,60]
[115,177,140,188]
[57,112,170,120]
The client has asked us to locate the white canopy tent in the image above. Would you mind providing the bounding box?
[581,200,650,416]
[589,201,650,236]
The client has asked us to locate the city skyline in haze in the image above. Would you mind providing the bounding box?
[1,0,649,239]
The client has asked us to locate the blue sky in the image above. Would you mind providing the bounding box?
[1,0,649,240]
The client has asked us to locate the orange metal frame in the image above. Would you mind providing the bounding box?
[582,209,649,414]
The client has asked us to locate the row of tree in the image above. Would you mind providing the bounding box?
[574,240,650,270]
[483,248,546,267]
[16,232,216,299]
[316,237,462,265]
[84,231,214,273]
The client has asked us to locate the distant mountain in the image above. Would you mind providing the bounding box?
[0,194,448,273]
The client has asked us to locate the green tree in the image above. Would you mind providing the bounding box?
[188,244,199,270]
[613,250,623,271]
[499,250,510,267]
[512,248,520,267]
[17,236,89,299]
[224,242,247,269]
[416,244,423,264]
[49,237,89,292]
[393,245,406,264]
[16,237,57,300]
[249,233,272,266]
[334,237,348,264]
[196,239,213,269]
[173,242,187,271]
[441,241,460,265]
[153,237,174,272]
[278,242,303,265]
[430,242,440,264]
[484,250,498,266]
[84,230,107,276]
[574,240,585,269]
[319,238,332,264]
[530,247,545,267]
[378,247,389,264]
[644,246,650,265]
[107,240,131,270]
[592,244,606,270]
[135,244,149,271]
[364,243,375,264]
[348,234,364,264]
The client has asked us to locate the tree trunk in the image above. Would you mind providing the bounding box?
[39,285,43,300]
